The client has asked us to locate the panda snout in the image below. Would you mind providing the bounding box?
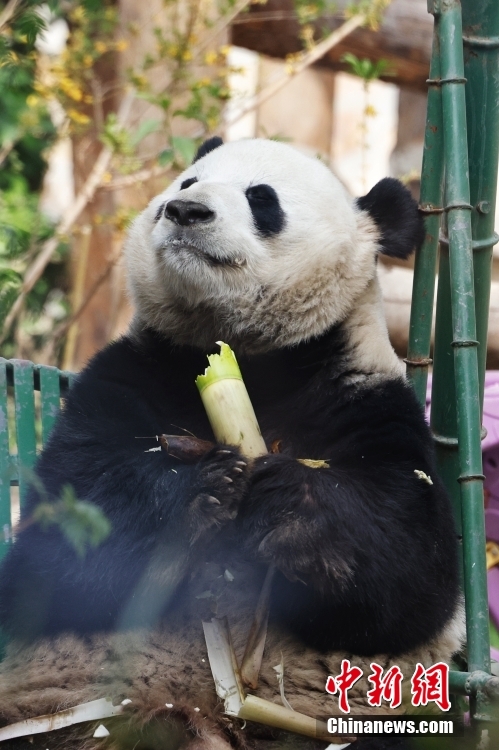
[165,200,215,226]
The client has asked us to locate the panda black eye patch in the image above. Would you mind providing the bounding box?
[245,184,285,237]
[180,177,198,190]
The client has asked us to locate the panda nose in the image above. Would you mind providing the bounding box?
[164,200,215,226]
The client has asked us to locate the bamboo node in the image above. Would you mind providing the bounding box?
[426,77,467,85]
[444,201,473,211]
[418,203,443,215]
[450,339,479,348]
[462,34,499,49]
[457,473,486,484]
[403,357,433,367]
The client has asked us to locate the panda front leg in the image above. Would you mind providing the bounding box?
[239,453,358,587]
[238,452,459,655]
[185,445,249,543]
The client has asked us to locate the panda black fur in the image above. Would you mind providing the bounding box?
[0,138,463,748]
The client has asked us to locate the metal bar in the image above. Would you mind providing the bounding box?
[0,361,11,561]
[437,0,490,683]
[11,361,37,508]
[39,367,61,446]
[449,670,499,698]
[406,28,444,407]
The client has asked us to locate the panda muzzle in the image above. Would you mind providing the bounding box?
[165,199,215,226]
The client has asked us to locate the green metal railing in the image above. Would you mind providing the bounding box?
[408,0,499,721]
[0,358,74,563]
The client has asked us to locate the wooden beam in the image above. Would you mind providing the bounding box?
[231,0,432,91]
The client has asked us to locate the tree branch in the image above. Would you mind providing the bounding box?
[223,13,366,130]
[101,163,174,191]
[0,0,21,31]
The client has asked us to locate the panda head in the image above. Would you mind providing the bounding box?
[125,137,424,353]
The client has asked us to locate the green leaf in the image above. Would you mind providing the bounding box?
[340,53,393,82]
[131,118,161,146]
[17,10,48,47]
[158,148,174,166]
[171,136,197,166]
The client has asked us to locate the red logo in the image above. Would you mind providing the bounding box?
[410,662,451,712]
[325,661,450,714]
[366,663,403,709]
[325,659,363,714]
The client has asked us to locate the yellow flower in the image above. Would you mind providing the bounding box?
[115,39,129,52]
[83,55,93,68]
[131,73,148,89]
[68,109,91,125]
[26,94,39,108]
[182,49,193,62]
[300,25,314,45]
[101,172,112,184]
[198,77,211,87]
[95,41,107,54]
[71,6,85,22]
[59,77,83,101]
[204,50,218,65]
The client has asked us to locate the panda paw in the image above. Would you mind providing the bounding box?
[188,446,249,542]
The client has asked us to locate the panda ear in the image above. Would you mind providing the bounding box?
[355,177,425,259]
[192,136,224,164]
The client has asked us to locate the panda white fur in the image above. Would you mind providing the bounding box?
[0,138,464,749]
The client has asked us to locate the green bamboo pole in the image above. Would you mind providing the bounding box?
[461,0,499,411]
[435,0,490,684]
[406,28,444,408]
[460,0,499,718]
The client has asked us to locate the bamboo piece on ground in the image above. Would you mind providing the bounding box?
[203,617,353,745]
[240,564,275,689]
[0,698,124,742]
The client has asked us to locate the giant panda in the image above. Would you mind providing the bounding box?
[0,137,464,750]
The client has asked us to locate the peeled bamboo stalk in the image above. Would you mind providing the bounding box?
[196,342,267,458]
[197,342,274,689]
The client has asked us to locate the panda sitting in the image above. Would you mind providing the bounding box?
[0,138,463,748]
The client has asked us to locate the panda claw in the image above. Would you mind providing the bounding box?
[235,461,247,467]
[207,496,221,505]
[233,467,243,473]
[217,449,232,455]
[223,476,233,484]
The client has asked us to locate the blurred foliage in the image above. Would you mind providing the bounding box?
[0,0,241,363]
[341,51,392,83]
[33,484,111,557]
